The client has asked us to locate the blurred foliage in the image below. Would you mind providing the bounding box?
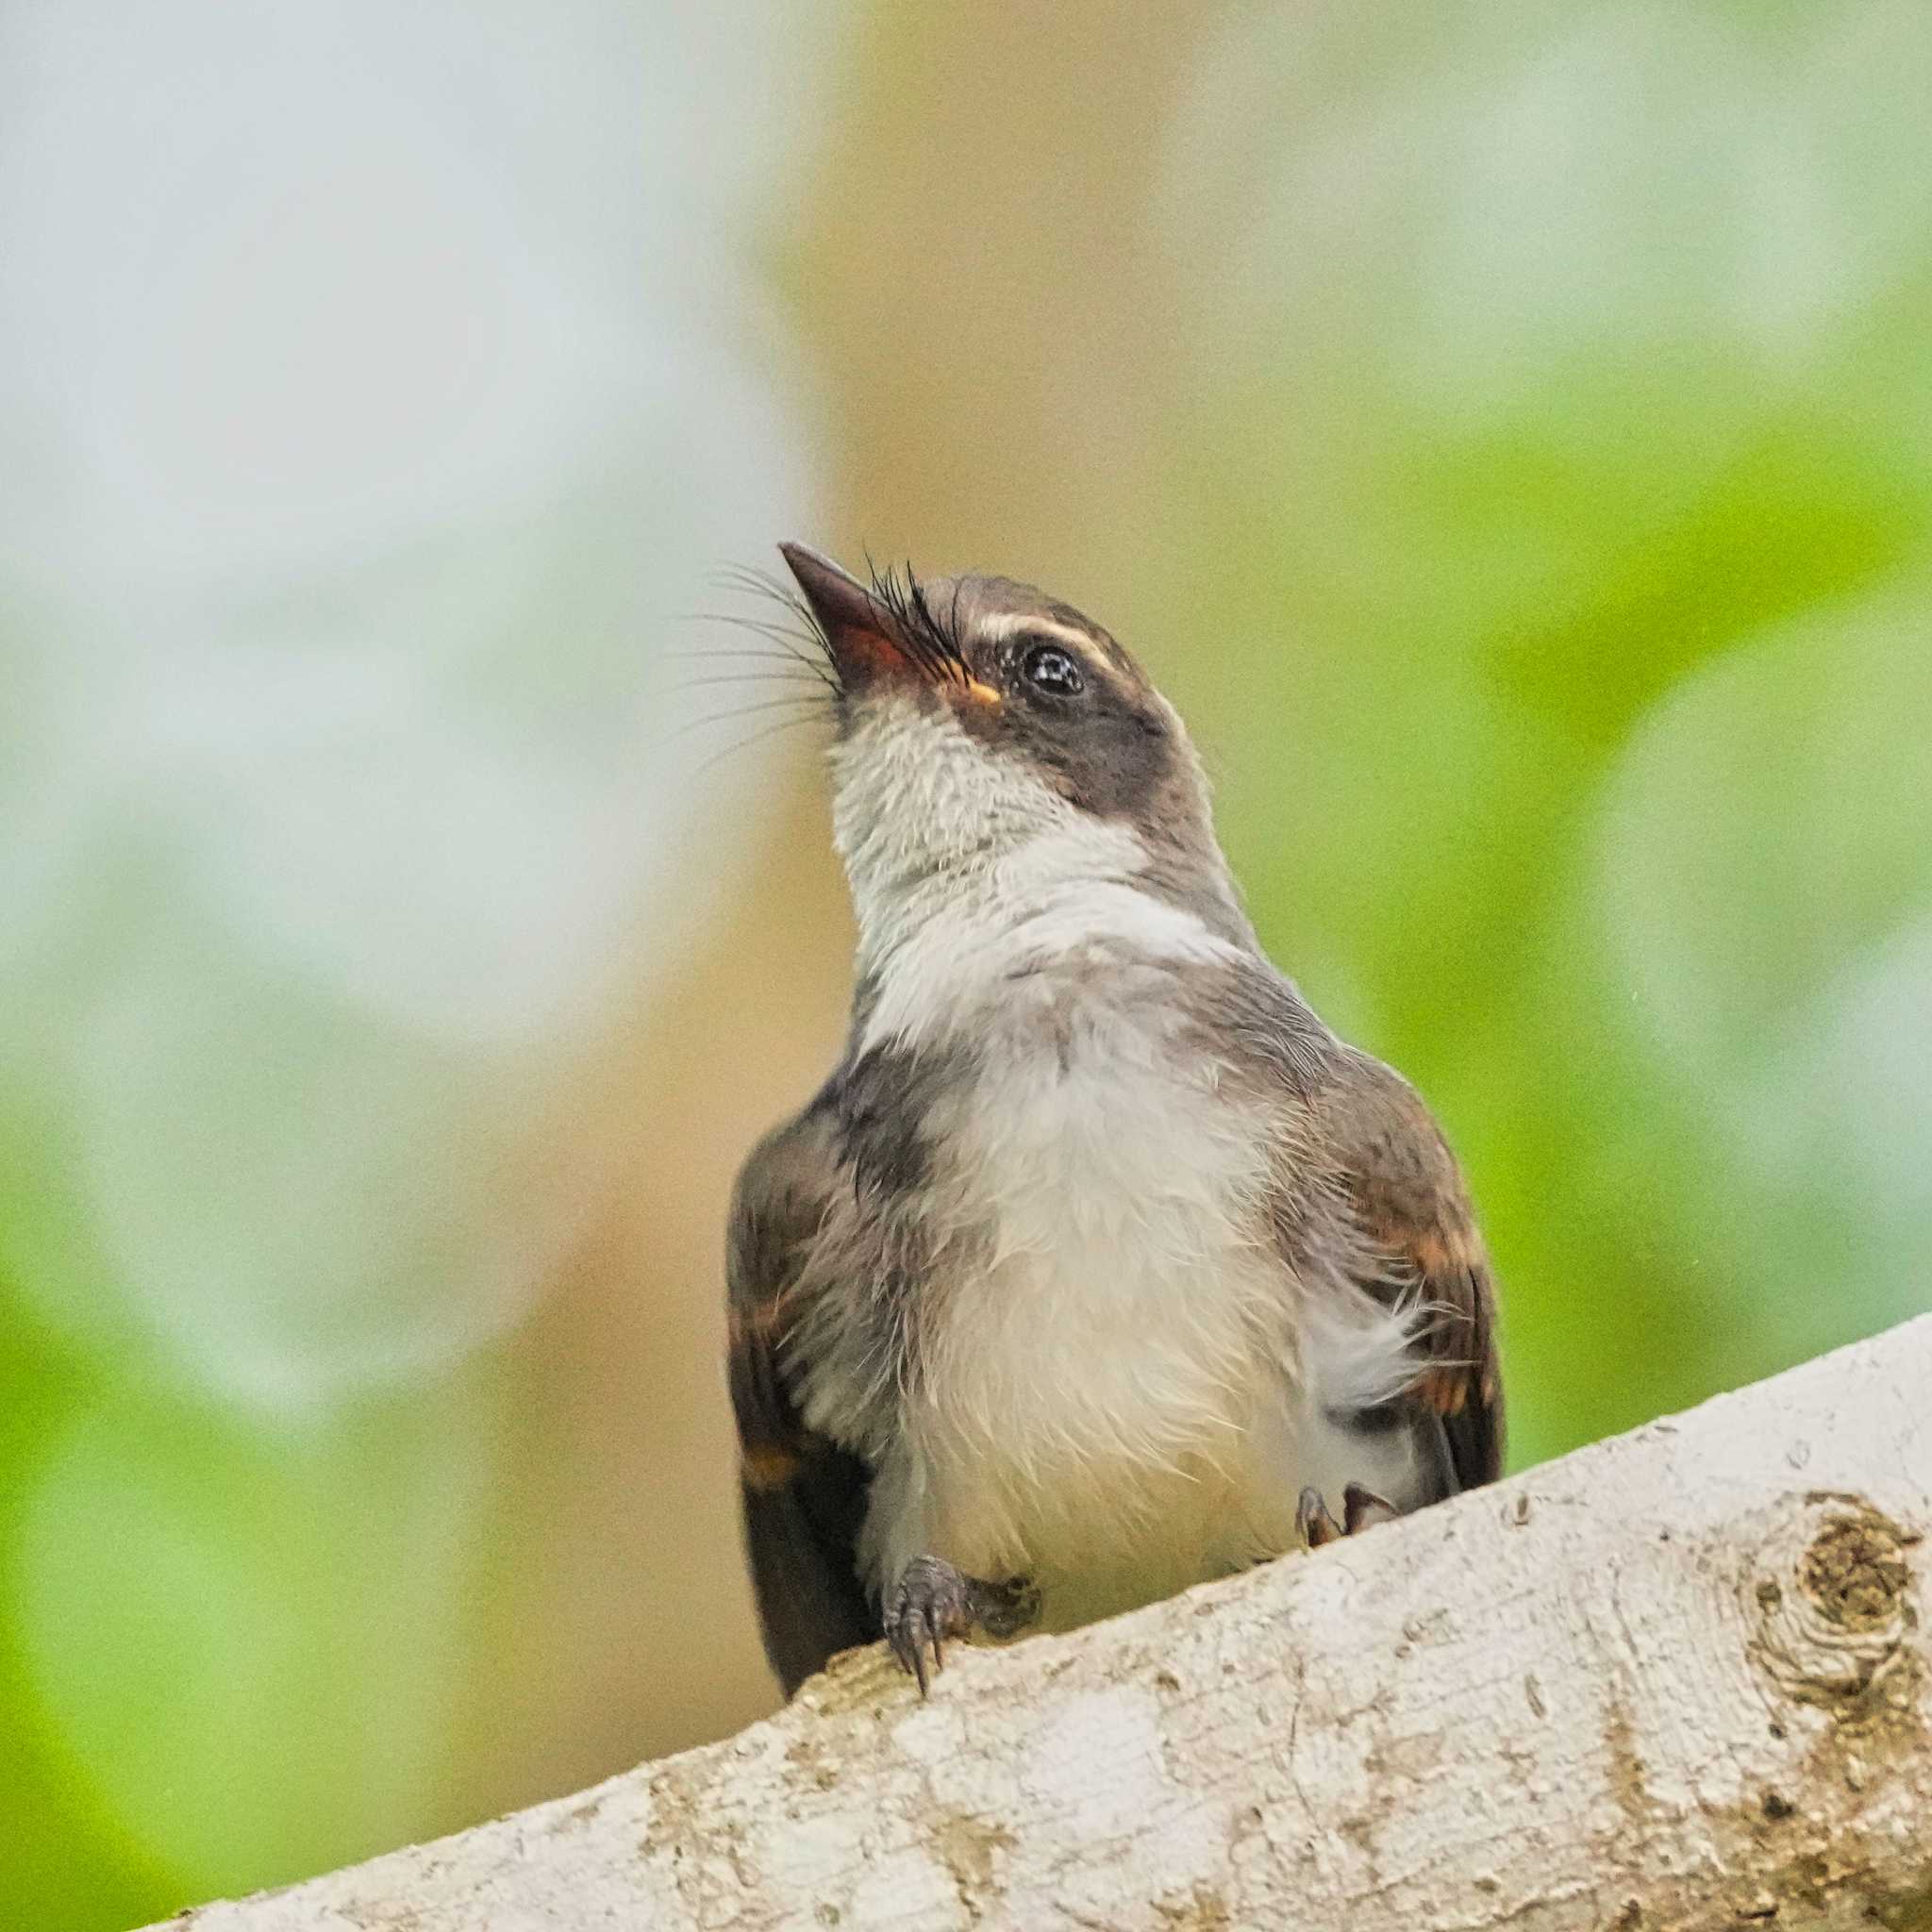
[4,3,1931,1925]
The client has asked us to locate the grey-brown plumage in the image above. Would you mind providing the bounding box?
[727,545,1503,1698]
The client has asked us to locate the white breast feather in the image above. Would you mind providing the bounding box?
[830,696,1420,1628]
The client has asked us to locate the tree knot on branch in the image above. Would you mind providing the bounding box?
[1747,1492,1922,1726]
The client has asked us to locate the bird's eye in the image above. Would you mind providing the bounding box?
[1022,642,1084,697]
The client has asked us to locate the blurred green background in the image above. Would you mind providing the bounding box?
[4,3,1930,1924]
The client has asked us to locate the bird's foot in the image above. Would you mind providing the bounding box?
[887,1556,1040,1695]
[1297,1483,1399,1549]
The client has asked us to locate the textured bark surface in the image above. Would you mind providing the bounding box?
[157,1316,1932,1931]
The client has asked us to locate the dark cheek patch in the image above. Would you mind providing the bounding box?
[1039,707,1174,821]
[943,653,1173,823]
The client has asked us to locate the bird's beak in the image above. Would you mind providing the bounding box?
[778,541,911,691]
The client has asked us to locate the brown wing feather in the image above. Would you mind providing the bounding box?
[1316,1050,1506,1492]
[727,1111,876,1695]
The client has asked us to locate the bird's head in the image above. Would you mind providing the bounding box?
[777,542,1245,958]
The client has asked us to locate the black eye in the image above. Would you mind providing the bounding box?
[1022,642,1084,697]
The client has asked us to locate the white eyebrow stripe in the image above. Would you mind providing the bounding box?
[978,612,1103,657]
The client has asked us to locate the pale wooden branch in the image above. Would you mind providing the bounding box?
[156,1315,1932,1932]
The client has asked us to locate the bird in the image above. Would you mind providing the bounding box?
[725,543,1503,1697]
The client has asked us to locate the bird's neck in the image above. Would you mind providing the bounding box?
[846,822,1250,1054]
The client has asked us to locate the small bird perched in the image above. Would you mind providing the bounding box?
[727,544,1503,1697]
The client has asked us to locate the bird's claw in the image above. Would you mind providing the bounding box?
[887,1557,1038,1695]
[1297,1482,1398,1550]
